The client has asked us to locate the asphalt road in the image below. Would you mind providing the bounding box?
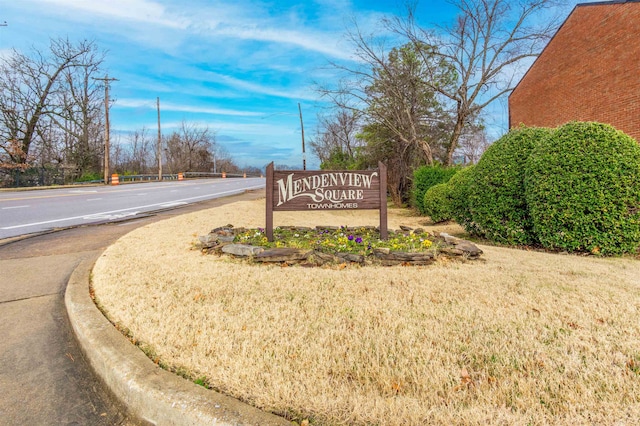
[0,190,265,425]
[0,178,265,239]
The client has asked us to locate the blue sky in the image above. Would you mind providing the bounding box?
[1,0,593,169]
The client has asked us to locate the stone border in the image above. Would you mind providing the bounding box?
[198,225,483,266]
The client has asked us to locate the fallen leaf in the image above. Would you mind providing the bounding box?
[460,368,472,384]
[455,368,475,390]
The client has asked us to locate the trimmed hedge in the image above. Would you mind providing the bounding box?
[467,127,554,245]
[446,166,477,234]
[412,165,459,214]
[525,122,640,255]
[423,183,452,223]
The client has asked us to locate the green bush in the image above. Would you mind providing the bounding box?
[446,166,477,234]
[468,126,554,245]
[75,172,102,182]
[423,183,452,223]
[412,165,459,214]
[525,122,640,255]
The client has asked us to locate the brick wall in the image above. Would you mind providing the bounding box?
[509,2,640,141]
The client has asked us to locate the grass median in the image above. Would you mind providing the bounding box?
[92,199,640,425]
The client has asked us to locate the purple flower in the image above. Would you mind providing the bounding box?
[348,235,354,241]
[355,237,363,244]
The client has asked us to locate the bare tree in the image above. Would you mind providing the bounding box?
[0,38,102,171]
[320,27,454,165]
[391,0,560,165]
[55,46,105,177]
[164,121,216,173]
[319,34,455,205]
[310,107,364,167]
[213,144,240,174]
[117,127,154,174]
[457,125,491,164]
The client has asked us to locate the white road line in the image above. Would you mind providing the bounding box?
[0,185,264,230]
[86,198,102,201]
[137,193,148,196]
[1,205,30,209]
[69,190,98,193]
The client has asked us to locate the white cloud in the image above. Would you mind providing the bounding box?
[205,72,318,101]
[36,0,189,29]
[116,98,263,117]
[211,25,351,61]
[27,0,361,60]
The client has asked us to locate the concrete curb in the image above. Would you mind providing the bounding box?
[65,256,292,426]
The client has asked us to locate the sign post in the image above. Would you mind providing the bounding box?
[265,162,388,241]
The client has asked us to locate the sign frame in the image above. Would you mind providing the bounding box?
[265,162,387,241]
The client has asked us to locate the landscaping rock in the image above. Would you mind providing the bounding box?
[437,232,483,257]
[336,253,365,264]
[374,250,434,265]
[198,234,219,248]
[255,248,312,263]
[311,251,337,265]
[221,244,264,257]
[455,243,483,257]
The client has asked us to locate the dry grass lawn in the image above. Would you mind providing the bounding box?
[92,199,640,425]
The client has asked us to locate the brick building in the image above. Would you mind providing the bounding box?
[508,0,640,141]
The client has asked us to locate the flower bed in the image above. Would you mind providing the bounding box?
[198,225,483,266]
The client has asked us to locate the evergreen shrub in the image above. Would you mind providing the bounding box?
[446,166,477,234]
[525,122,640,255]
[423,183,452,223]
[468,126,553,245]
[412,165,459,214]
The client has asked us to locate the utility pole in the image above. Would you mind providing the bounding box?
[298,102,306,170]
[157,97,162,181]
[93,75,118,184]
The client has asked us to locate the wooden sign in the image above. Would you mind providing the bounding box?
[265,162,387,241]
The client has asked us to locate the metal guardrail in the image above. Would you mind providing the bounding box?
[62,172,265,186]
[107,172,263,184]
[117,174,176,183]
[183,172,262,179]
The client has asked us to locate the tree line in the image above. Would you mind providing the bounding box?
[312,0,560,205]
[0,38,242,186]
